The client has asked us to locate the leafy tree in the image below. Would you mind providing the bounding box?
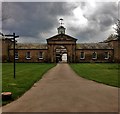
[115,19,120,41]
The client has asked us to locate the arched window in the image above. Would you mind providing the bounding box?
[80,52,85,59]
[92,52,97,59]
[26,52,31,59]
[104,52,109,59]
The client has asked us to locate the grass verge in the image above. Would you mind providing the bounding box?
[70,63,119,87]
[2,63,56,105]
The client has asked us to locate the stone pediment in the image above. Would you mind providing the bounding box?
[47,34,77,42]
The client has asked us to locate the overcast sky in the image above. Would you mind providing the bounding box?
[2,1,118,43]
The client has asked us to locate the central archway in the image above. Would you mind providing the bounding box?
[47,33,77,63]
[55,46,67,63]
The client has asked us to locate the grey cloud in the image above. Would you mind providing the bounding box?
[2,2,118,43]
[2,2,74,42]
[85,2,117,28]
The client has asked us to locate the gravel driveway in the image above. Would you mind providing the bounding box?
[3,63,118,112]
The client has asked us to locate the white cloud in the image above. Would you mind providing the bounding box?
[73,7,88,26]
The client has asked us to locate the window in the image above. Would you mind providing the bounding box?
[38,52,43,59]
[15,52,19,59]
[92,52,97,59]
[26,52,31,59]
[80,52,85,59]
[104,52,109,59]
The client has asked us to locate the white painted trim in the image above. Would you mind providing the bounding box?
[26,57,31,60]
[38,57,43,60]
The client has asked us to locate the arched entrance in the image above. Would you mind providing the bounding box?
[47,33,77,63]
[55,46,67,63]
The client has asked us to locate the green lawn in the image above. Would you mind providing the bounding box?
[2,63,56,105]
[70,63,119,87]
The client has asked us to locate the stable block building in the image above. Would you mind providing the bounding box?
[1,25,120,63]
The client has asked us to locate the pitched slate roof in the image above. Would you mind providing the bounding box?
[76,43,112,49]
[10,42,112,50]
[11,43,48,49]
[9,41,113,50]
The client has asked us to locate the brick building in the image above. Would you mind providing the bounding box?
[1,25,120,63]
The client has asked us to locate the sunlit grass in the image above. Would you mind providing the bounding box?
[2,63,56,105]
[70,63,119,87]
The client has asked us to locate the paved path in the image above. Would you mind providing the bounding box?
[3,63,118,112]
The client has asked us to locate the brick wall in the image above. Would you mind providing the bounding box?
[107,40,120,63]
[9,49,48,63]
[2,39,13,62]
[76,49,114,63]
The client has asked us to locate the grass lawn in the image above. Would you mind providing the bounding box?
[70,63,119,87]
[2,63,56,105]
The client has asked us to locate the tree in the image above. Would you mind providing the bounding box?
[115,19,120,41]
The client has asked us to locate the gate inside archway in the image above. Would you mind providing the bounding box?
[55,46,67,63]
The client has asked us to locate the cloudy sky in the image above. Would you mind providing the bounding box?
[2,1,119,43]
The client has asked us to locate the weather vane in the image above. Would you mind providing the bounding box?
[59,18,64,26]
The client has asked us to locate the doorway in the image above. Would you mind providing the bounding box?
[55,46,67,63]
[62,53,67,62]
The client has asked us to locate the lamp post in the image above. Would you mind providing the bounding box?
[3,33,19,79]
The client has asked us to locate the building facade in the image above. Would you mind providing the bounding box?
[1,25,120,63]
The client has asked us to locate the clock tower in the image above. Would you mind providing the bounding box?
[57,18,66,34]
